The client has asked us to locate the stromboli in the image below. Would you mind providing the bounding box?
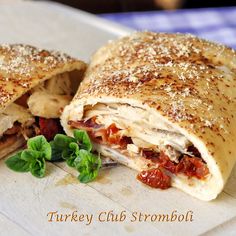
[0,44,86,159]
[61,32,236,201]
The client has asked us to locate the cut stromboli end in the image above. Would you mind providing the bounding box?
[0,44,87,159]
[62,105,220,201]
[66,116,210,191]
[61,32,236,201]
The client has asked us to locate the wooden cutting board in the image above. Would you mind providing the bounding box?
[0,2,236,235]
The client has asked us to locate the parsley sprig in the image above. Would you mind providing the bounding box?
[5,130,101,183]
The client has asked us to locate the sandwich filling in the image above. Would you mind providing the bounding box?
[0,72,76,153]
[68,103,209,189]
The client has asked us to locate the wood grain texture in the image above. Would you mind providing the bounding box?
[0,213,30,236]
[0,160,161,236]
[56,162,236,236]
[202,216,236,236]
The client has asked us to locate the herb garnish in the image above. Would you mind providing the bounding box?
[5,130,101,183]
[6,136,49,178]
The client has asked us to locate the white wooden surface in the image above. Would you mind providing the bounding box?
[0,1,235,235]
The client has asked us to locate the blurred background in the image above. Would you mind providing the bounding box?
[31,0,236,49]
[49,0,236,13]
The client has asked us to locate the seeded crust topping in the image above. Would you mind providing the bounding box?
[75,32,236,154]
[0,44,81,109]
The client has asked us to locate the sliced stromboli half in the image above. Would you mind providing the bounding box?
[0,44,86,159]
[61,32,236,201]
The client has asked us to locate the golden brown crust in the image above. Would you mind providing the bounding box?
[75,32,236,169]
[0,44,87,112]
[64,32,236,200]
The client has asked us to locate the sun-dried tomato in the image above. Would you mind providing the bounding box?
[39,118,62,141]
[137,168,171,189]
[158,152,177,173]
[176,155,209,179]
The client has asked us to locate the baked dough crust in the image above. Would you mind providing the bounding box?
[0,44,86,158]
[62,32,236,201]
